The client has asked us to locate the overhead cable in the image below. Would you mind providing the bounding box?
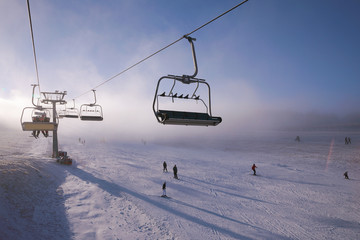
[74,0,249,99]
[27,0,41,95]
[185,0,249,37]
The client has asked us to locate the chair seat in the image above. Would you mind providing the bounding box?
[64,114,79,118]
[157,110,222,126]
[22,122,57,131]
[80,116,103,121]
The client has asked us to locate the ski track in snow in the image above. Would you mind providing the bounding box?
[1,130,360,239]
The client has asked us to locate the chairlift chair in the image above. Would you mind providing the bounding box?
[21,107,57,131]
[57,108,66,119]
[64,99,79,118]
[20,85,58,131]
[65,109,79,118]
[152,36,222,126]
[80,90,103,121]
[58,107,78,119]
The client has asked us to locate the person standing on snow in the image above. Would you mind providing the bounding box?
[163,161,168,172]
[162,181,167,197]
[173,164,178,179]
[252,164,257,175]
[344,171,349,179]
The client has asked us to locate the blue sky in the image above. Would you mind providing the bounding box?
[1,0,360,140]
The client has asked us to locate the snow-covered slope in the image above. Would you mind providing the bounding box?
[1,131,359,239]
[0,133,71,239]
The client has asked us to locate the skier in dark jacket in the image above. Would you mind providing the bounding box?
[173,165,178,179]
[163,161,168,172]
[344,171,349,179]
[162,181,167,197]
[252,164,257,175]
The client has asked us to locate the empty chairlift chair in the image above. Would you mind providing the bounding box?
[80,90,103,121]
[57,108,66,119]
[64,108,79,118]
[64,99,79,118]
[152,36,222,126]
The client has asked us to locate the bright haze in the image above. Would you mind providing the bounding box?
[1,0,360,142]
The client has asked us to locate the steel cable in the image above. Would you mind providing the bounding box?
[27,0,41,96]
[73,0,249,99]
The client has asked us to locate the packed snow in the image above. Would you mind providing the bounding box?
[0,130,359,239]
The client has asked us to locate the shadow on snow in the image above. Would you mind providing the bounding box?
[0,158,72,240]
[67,167,288,240]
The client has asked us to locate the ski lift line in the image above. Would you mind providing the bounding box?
[27,0,41,95]
[73,36,184,100]
[71,0,249,100]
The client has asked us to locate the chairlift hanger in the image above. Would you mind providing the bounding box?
[80,90,103,121]
[152,36,222,126]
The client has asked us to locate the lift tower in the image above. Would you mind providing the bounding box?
[41,90,67,158]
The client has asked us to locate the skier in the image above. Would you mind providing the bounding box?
[344,171,349,179]
[173,164,178,179]
[162,181,167,197]
[345,137,348,145]
[348,137,351,144]
[252,163,257,175]
[163,161,168,172]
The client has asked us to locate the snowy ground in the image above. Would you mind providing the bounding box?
[0,130,359,239]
